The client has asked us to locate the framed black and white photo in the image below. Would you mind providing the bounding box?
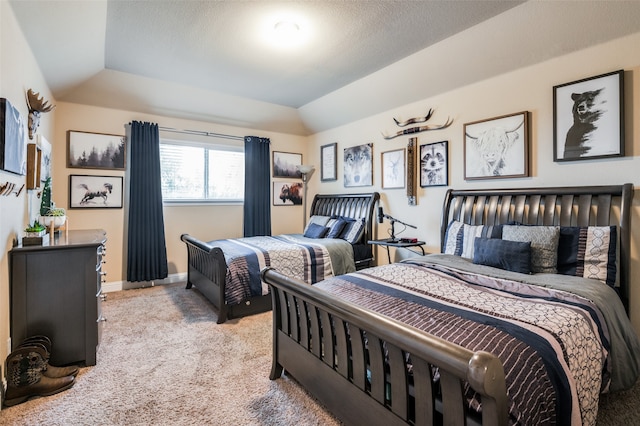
[464,111,529,180]
[320,142,337,181]
[38,134,52,182]
[272,151,302,178]
[553,70,624,161]
[381,148,405,189]
[272,181,303,206]
[343,143,372,187]
[420,141,448,187]
[67,130,126,170]
[0,98,26,175]
[69,174,123,209]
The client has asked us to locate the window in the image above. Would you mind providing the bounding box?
[160,140,244,203]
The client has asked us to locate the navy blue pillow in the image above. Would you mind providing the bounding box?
[303,223,328,238]
[326,218,348,238]
[473,237,531,274]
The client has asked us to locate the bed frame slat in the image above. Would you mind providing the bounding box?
[350,325,367,391]
[368,335,386,404]
[597,194,612,226]
[412,357,437,426]
[543,195,557,225]
[334,318,349,377]
[440,372,465,425]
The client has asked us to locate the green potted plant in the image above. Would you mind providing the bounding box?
[24,221,46,238]
[23,220,50,246]
[39,177,67,230]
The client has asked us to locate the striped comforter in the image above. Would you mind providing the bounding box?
[215,235,336,305]
[314,255,640,425]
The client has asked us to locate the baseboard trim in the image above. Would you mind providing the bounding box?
[102,272,188,293]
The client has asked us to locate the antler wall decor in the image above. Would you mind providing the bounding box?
[382,117,453,140]
[25,89,55,139]
[393,109,434,127]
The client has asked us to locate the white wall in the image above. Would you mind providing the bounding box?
[0,0,56,380]
[305,31,640,333]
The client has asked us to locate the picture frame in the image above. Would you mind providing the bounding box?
[69,174,124,209]
[26,143,42,189]
[553,70,624,161]
[38,134,52,183]
[320,142,337,182]
[67,130,126,170]
[0,98,26,175]
[420,140,448,187]
[381,148,405,189]
[343,143,373,187]
[463,111,529,180]
[272,181,303,206]
[272,151,302,178]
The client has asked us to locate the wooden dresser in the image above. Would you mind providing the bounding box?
[9,229,107,366]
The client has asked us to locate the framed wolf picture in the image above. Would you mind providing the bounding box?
[553,70,624,161]
[343,143,373,187]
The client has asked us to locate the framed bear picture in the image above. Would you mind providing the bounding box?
[553,70,624,162]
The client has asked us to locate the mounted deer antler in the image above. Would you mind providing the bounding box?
[25,89,56,139]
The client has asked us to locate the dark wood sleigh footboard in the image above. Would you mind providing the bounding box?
[261,267,508,426]
[180,233,271,324]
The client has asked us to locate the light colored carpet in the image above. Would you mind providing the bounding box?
[0,283,340,425]
[0,282,636,425]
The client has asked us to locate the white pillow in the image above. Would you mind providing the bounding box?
[303,215,331,234]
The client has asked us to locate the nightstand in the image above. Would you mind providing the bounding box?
[368,239,426,264]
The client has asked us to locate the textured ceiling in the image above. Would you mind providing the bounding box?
[8,1,640,135]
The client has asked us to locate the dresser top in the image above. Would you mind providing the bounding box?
[13,229,106,252]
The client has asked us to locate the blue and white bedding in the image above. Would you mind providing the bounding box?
[314,253,640,425]
[212,234,355,305]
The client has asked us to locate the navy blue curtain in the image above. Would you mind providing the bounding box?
[243,136,271,237]
[126,121,168,282]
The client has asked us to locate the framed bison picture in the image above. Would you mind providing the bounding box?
[463,111,529,180]
[273,181,303,206]
[553,70,624,162]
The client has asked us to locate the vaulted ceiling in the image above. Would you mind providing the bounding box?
[9,1,640,135]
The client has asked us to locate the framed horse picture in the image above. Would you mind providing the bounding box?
[69,174,123,209]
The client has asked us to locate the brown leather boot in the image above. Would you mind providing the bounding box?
[3,345,75,407]
[19,336,79,378]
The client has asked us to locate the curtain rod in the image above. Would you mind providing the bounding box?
[158,126,243,141]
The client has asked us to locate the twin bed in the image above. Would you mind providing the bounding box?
[180,192,380,323]
[261,184,640,425]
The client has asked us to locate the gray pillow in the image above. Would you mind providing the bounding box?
[502,225,560,273]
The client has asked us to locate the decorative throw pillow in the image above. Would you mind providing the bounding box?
[443,220,464,255]
[460,223,503,259]
[473,237,531,274]
[326,218,348,238]
[443,220,503,258]
[557,226,617,286]
[303,215,331,234]
[303,223,329,239]
[502,225,560,274]
[340,218,366,244]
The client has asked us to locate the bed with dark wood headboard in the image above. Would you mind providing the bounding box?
[262,183,639,425]
[181,192,379,323]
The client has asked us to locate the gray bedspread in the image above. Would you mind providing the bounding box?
[406,254,640,393]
